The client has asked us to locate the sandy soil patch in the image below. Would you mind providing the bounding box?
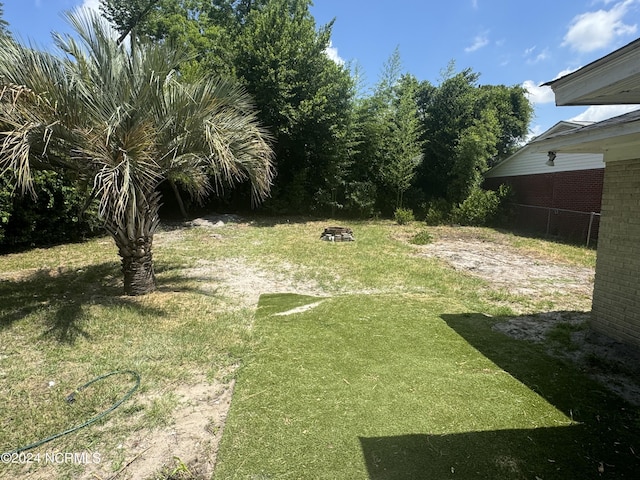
[92,378,234,480]
[182,257,327,309]
[419,237,594,310]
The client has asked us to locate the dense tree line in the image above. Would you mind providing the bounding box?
[0,0,532,252]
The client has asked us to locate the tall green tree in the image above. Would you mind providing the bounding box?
[234,0,353,213]
[416,66,531,206]
[344,95,384,216]
[346,50,423,214]
[381,73,423,209]
[99,0,268,79]
[99,0,161,44]
[478,84,533,166]
[417,67,480,203]
[0,10,274,295]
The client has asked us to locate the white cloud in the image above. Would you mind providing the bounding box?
[524,46,550,64]
[563,0,638,52]
[570,104,640,122]
[465,33,489,53]
[526,124,546,142]
[524,68,584,105]
[325,41,345,66]
[533,49,550,63]
[522,80,555,104]
[472,0,479,9]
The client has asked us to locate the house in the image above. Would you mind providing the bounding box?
[484,121,604,243]
[534,37,640,348]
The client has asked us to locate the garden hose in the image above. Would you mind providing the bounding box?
[2,370,140,455]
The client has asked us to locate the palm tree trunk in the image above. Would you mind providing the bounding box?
[106,192,161,296]
[118,236,156,296]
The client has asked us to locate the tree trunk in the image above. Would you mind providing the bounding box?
[118,235,156,296]
[169,179,189,219]
[104,190,161,296]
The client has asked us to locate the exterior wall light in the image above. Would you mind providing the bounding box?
[546,151,556,167]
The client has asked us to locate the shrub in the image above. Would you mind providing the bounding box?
[424,198,451,225]
[410,229,433,245]
[394,207,415,225]
[450,184,514,227]
[0,170,102,249]
[493,184,516,226]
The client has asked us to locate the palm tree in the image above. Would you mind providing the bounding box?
[0,10,274,295]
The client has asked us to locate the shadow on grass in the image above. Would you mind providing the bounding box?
[359,312,639,480]
[0,261,212,344]
[360,426,590,480]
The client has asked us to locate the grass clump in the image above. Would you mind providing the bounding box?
[547,322,586,351]
[409,229,433,245]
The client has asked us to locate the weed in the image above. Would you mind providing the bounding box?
[547,322,585,351]
[409,229,432,245]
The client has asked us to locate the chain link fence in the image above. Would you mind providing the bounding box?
[510,204,601,247]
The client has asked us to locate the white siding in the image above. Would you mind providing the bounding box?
[485,149,604,178]
[485,121,604,178]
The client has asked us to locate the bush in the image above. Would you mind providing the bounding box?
[450,184,514,227]
[424,198,451,226]
[0,170,102,249]
[345,181,377,218]
[410,229,433,245]
[394,207,415,225]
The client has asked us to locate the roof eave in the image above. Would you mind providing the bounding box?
[544,38,640,106]
[532,121,640,159]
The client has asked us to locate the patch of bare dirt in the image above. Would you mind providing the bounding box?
[419,237,594,310]
[81,378,234,480]
[182,257,329,309]
[493,312,640,406]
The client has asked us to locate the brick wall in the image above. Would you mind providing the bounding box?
[484,169,603,241]
[591,159,640,348]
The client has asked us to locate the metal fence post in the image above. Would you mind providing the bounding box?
[587,212,595,247]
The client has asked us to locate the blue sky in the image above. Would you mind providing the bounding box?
[4,0,640,138]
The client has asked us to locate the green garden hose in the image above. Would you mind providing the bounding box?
[2,370,140,455]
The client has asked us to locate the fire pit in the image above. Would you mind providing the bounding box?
[320,226,354,242]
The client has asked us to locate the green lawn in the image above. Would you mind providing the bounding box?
[0,219,634,479]
[214,293,637,479]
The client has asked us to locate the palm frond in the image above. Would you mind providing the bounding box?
[1,6,274,234]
